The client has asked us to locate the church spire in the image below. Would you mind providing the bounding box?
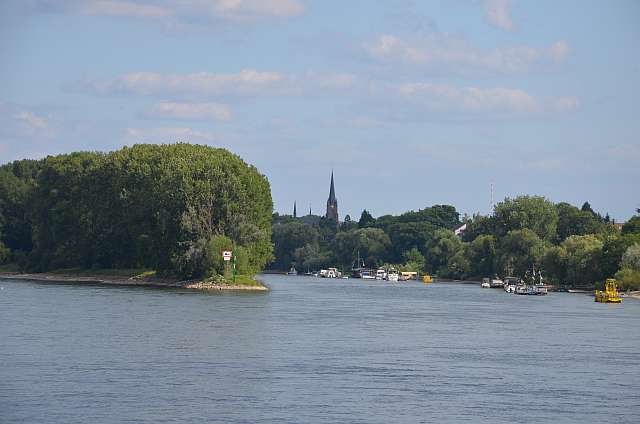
[326,170,339,223]
[328,170,336,204]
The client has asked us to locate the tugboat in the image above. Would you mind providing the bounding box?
[595,279,622,303]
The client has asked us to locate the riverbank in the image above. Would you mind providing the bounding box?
[0,271,269,292]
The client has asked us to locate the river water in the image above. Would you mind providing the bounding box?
[1,275,639,423]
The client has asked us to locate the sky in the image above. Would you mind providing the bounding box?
[1,0,639,221]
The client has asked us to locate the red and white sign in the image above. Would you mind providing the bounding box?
[223,251,232,261]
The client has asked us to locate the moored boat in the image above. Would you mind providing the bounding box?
[422,273,433,284]
[387,268,399,282]
[286,266,298,276]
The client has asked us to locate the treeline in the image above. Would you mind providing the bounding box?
[270,197,640,289]
[0,144,273,278]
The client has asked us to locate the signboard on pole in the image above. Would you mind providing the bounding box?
[223,251,232,261]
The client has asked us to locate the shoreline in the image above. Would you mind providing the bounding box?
[0,272,269,292]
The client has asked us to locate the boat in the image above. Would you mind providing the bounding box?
[360,270,376,280]
[286,266,298,276]
[422,273,433,284]
[503,276,518,293]
[595,279,622,303]
[481,278,491,288]
[387,268,399,282]
[489,277,504,288]
[325,267,342,278]
[375,269,387,280]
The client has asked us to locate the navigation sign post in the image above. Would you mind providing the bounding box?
[222,250,236,284]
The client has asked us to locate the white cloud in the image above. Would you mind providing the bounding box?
[147,101,232,121]
[76,70,358,98]
[397,82,538,115]
[79,0,170,18]
[22,0,304,26]
[0,104,57,139]
[79,69,284,97]
[483,0,513,31]
[124,127,219,142]
[365,34,569,75]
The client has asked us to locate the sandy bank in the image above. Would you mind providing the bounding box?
[0,272,268,292]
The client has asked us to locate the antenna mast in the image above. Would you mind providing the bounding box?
[490,182,495,215]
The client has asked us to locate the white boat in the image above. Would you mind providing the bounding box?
[360,270,376,280]
[375,269,387,280]
[326,267,341,278]
[481,281,491,288]
[387,269,399,282]
[490,278,504,288]
[286,267,297,276]
[504,284,516,293]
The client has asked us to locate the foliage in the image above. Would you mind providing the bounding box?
[497,229,544,277]
[561,235,604,287]
[358,209,376,228]
[493,196,558,241]
[622,216,640,235]
[0,144,273,278]
[614,268,640,291]
[621,243,640,271]
[466,235,497,278]
[424,229,463,275]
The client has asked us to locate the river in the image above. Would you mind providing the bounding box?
[1,275,639,423]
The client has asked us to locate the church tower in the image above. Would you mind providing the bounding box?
[326,171,339,223]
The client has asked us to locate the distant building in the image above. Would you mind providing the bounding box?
[325,171,339,223]
[614,222,625,231]
[293,201,297,218]
[454,223,467,237]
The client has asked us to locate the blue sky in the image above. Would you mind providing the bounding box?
[1,0,639,221]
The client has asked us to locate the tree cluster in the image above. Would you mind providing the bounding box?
[271,197,640,289]
[0,144,273,279]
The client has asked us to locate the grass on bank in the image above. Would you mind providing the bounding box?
[49,268,156,279]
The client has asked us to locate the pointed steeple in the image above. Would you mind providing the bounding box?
[328,170,336,204]
[325,170,338,223]
[293,201,297,218]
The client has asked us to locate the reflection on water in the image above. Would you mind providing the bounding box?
[1,275,639,423]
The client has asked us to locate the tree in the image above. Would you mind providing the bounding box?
[333,228,391,269]
[542,245,568,285]
[561,234,604,287]
[497,229,544,277]
[467,235,497,278]
[424,229,463,274]
[271,221,318,270]
[622,216,640,235]
[555,202,606,242]
[401,247,425,272]
[494,196,558,241]
[621,243,640,271]
[358,210,376,228]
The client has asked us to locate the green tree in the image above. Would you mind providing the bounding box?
[467,235,497,278]
[622,216,640,235]
[497,229,544,277]
[494,196,558,241]
[401,247,425,272]
[542,245,568,285]
[358,210,376,228]
[561,234,604,287]
[424,229,463,274]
